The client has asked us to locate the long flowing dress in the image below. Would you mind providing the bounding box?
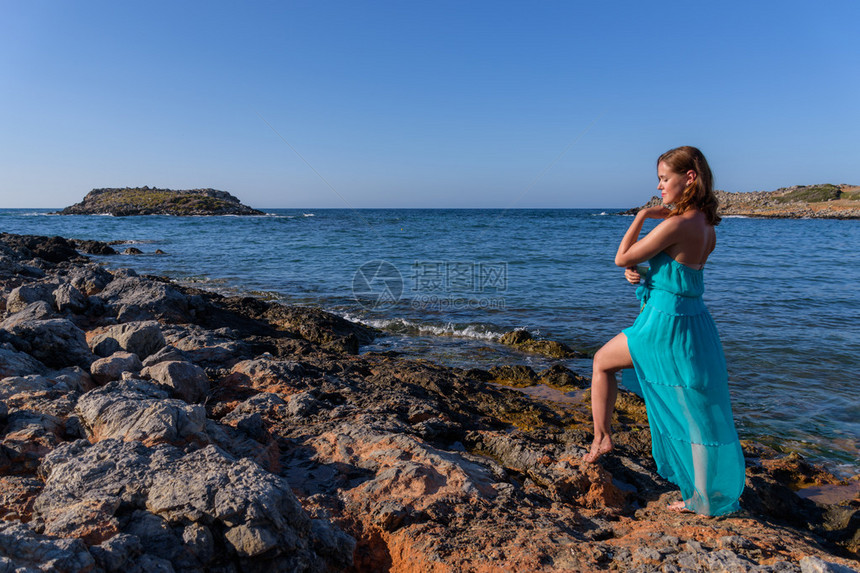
[621,251,745,516]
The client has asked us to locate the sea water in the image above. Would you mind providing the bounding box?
[2,208,858,476]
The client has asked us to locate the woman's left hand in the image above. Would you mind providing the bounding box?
[624,266,641,284]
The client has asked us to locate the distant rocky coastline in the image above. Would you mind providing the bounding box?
[623,184,860,219]
[57,187,265,216]
[0,232,857,571]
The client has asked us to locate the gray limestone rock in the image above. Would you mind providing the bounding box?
[0,521,95,573]
[95,276,191,323]
[800,556,860,573]
[88,320,166,359]
[0,375,54,400]
[90,351,143,385]
[147,445,331,568]
[0,301,55,330]
[52,283,87,314]
[705,548,757,572]
[5,283,58,314]
[2,318,93,369]
[64,264,113,295]
[49,366,96,393]
[140,345,190,368]
[75,379,208,446]
[141,360,209,404]
[0,345,47,379]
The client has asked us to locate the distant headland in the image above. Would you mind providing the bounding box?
[624,183,860,219]
[57,187,265,216]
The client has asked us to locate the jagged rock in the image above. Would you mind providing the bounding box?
[0,254,42,280]
[140,345,190,368]
[537,364,589,388]
[90,351,143,385]
[65,264,113,295]
[262,304,376,354]
[147,444,339,568]
[488,364,539,386]
[33,439,181,544]
[33,438,352,571]
[799,555,860,572]
[286,391,320,418]
[0,521,96,572]
[89,533,143,572]
[2,318,93,369]
[122,247,143,255]
[50,366,96,394]
[0,233,83,264]
[222,357,307,394]
[75,379,208,446]
[95,277,192,323]
[163,325,250,367]
[1,410,65,474]
[499,330,531,345]
[0,345,48,378]
[70,239,117,255]
[141,360,209,404]
[307,423,500,516]
[0,475,43,521]
[0,300,55,330]
[5,282,58,314]
[498,329,586,359]
[0,374,55,400]
[52,283,88,314]
[0,372,84,421]
[88,320,166,359]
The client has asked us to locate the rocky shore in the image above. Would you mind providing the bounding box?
[0,232,857,572]
[57,188,265,216]
[623,184,860,219]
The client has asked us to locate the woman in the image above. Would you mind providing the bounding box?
[583,146,745,516]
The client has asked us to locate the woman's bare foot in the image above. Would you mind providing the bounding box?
[582,436,613,463]
[667,501,692,513]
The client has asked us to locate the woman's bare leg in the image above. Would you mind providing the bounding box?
[583,332,634,463]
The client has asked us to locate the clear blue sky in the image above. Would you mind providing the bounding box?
[2,1,858,209]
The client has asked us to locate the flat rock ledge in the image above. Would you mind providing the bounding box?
[0,232,857,572]
[57,187,265,216]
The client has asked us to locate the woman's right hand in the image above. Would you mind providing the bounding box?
[624,266,641,284]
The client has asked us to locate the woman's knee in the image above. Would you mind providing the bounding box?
[592,346,615,374]
[592,334,631,374]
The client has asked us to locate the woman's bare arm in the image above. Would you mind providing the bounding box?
[614,206,683,267]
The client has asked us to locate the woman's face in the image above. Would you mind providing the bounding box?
[657,161,694,205]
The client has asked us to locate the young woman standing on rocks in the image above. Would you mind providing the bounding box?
[583,146,745,516]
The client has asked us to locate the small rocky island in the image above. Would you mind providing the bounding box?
[625,184,860,219]
[58,187,265,216]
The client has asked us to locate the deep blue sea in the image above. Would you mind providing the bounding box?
[2,208,858,476]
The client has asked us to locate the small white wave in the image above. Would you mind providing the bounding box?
[303,213,315,217]
[341,314,504,341]
[723,215,749,219]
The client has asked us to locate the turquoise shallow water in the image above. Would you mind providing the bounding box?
[2,208,858,476]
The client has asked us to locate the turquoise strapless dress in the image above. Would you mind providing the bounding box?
[622,251,745,516]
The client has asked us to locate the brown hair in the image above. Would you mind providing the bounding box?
[658,146,721,225]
